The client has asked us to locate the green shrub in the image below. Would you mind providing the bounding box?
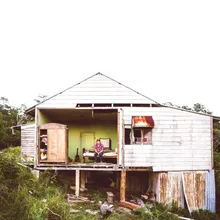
[0,147,72,220]
[134,202,179,220]
[90,189,107,202]
[191,209,220,220]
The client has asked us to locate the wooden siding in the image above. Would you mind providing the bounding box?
[37,74,155,108]
[21,124,35,158]
[123,107,212,171]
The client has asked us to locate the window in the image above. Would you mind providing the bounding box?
[124,127,152,145]
[130,116,154,145]
[132,127,152,145]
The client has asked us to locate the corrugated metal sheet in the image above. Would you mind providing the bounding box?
[151,171,215,213]
[38,74,155,108]
[205,169,216,212]
[182,171,206,213]
[132,116,154,128]
[159,172,183,207]
[21,124,35,158]
[123,107,212,171]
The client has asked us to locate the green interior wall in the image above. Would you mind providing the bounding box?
[68,121,117,159]
[38,110,51,125]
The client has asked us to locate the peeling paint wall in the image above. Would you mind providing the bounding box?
[155,170,215,213]
[182,171,206,212]
[159,172,183,207]
[148,172,160,201]
[123,107,212,171]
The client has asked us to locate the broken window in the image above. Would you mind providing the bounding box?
[125,127,152,145]
[132,127,152,145]
[130,116,154,145]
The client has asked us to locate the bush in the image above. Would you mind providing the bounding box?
[0,147,72,220]
[134,202,179,220]
[191,209,220,220]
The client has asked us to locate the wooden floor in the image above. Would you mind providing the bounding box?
[37,162,122,171]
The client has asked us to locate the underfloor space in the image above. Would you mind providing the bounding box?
[52,169,151,198]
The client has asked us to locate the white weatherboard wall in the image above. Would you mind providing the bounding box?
[123,107,212,171]
[37,73,155,108]
[21,124,35,158]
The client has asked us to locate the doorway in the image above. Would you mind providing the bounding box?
[81,132,95,162]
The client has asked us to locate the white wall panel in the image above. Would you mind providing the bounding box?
[38,74,155,108]
[123,107,212,171]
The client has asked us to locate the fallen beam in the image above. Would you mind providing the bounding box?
[119,201,141,210]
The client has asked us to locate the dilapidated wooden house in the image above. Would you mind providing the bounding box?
[24,72,217,212]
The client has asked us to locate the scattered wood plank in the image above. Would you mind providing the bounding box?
[119,201,141,210]
[67,194,90,204]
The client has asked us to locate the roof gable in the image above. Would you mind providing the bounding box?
[35,73,158,109]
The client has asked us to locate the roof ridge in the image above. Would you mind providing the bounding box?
[98,72,159,104]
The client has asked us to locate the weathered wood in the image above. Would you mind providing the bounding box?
[117,111,120,166]
[38,123,67,164]
[75,169,80,197]
[120,170,126,202]
[38,123,67,129]
[106,192,114,204]
[35,74,155,109]
[80,171,86,189]
[21,124,35,159]
[182,171,206,213]
[159,172,183,207]
[119,201,141,210]
[34,108,38,169]
[211,117,214,169]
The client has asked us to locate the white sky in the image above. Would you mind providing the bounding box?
[0,1,220,115]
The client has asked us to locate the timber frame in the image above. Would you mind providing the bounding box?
[23,73,219,211]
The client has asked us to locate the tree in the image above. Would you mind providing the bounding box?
[0,98,20,149]
[192,103,212,114]
[17,104,34,125]
[163,102,212,115]
[34,94,48,104]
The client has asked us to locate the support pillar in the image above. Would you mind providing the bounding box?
[80,170,86,189]
[75,169,80,197]
[120,169,126,202]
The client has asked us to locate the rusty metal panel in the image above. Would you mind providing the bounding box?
[132,116,154,128]
[182,171,206,213]
[205,169,216,212]
[159,172,183,207]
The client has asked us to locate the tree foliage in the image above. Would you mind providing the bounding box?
[34,94,48,104]
[0,97,21,149]
[0,97,34,149]
[163,102,212,115]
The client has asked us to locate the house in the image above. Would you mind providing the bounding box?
[25,72,217,212]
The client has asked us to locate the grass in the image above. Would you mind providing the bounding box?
[1,147,220,220]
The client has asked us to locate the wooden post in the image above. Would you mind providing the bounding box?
[117,111,120,166]
[75,169,80,197]
[120,170,126,202]
[80,170,86,189]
